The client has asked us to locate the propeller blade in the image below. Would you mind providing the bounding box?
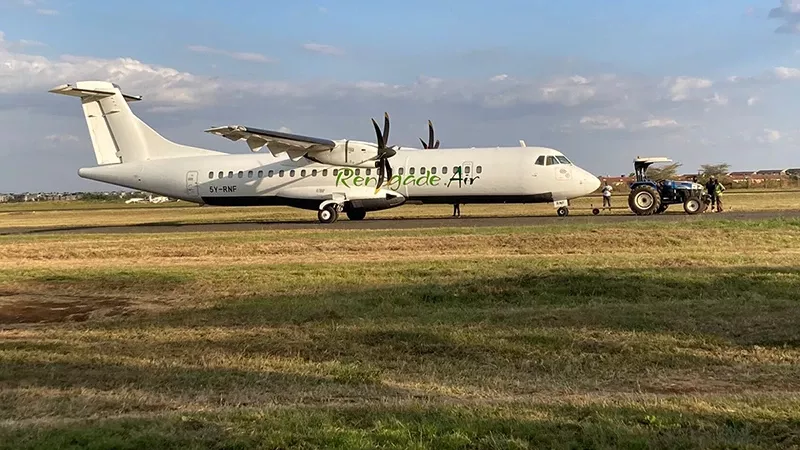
[371,118,385,149]
[382,112,390,146]
[419,138,428,149]
[428,120,435,148]
[376,158,385,190]
[385,158,393,181]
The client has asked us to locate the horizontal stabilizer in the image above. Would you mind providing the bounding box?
[49,83,142,102]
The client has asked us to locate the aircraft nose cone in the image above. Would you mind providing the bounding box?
[587,172,601,192]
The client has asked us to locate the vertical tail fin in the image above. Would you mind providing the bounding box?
[49,81,221,165]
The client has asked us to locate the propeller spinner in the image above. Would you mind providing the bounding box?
[419,120,440,149]
[371,112,396,191]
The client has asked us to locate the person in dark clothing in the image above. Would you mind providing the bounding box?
[705,177,717,211]
[453,203,461,217]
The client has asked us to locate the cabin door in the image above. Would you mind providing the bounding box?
[186,171,199,197]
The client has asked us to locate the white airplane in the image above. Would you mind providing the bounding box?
[49,81,601,223]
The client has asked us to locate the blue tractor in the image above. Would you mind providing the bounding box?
[627,157,710,215]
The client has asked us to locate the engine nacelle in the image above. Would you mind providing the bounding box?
[306,140,382,168]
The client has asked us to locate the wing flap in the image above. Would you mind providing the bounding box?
[205,125,336,154]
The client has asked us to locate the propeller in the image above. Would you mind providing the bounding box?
[419,120,440,149]
[371,112,396,191]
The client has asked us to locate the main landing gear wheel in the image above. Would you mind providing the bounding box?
[318,204,339,224]
[557,206,569,217]
[346,209,366,221]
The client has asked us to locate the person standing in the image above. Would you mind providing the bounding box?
[715,180,726,212]
[601,182,613,209]
[452,203,461,217]
[705,177,717,212]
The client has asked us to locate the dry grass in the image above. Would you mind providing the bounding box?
[2,219,800,448]
[1,190,799,230]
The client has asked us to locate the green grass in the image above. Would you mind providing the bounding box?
[2,220,800,448]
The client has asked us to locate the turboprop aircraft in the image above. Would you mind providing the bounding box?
[49,80,601,223]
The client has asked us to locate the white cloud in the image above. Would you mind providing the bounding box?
[704,92,729,106]
[44,134,78,143]
[187,45,275,63]
[664,76,713,101]
[490,74,509,82]
[774,66,800,79]
[747,96,759,106]
[302,43,345,56]
[640,118,680,129]
[758,128,782,143]
[14,0,58,15]
[278,126,292,133]
[579,115,625,130]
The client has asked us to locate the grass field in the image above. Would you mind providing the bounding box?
[1,212,800,448]
[1,190,799,231]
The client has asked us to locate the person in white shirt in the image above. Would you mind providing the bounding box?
[602,182,613,209]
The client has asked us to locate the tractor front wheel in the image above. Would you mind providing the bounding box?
[628,185,662,215]
[683,196,703,215]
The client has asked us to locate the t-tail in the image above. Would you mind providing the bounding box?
[49,81,222,165]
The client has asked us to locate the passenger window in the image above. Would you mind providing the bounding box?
[464,166,470,174]
[409,167,415,175]
[312,169,318,176]
[355,169,360,175]
[279,170,284,177]
[268,170,274,177]
[398,168,404,175]
[301,169,306,177]
[442,166,448,174]
[248,170,253,178]
[476,166,482,174]
[208,171,214,179]
[237,171,243,178]
[453,166,459,174]
[322,169,328,176]
[431,167,437,174]
[290,170,295,177]
[333,169,338,176]
[546,156,557,165]
[366,169,371,176]
[218,171,224,179]
[420,167,426,175]
[535,156,545,166]
[228,171,233,178]
[258,170,263,178]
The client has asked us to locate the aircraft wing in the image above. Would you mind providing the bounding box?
[204,125,336,155]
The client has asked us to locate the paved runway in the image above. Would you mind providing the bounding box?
[2,210,800,235]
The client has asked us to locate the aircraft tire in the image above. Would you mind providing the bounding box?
[346,209,367,221]
[557,206,569,217]
[318,205,339,224]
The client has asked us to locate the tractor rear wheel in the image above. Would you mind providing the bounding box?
[628,185,662,215]
[683,196,703,215]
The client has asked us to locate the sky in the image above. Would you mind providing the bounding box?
[1,0,799,191]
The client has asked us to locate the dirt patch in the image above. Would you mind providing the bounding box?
[0,293,130,325]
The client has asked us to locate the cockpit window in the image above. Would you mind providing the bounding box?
[555,156,572,165]
[546,156,558,165]
[535,156,545,166]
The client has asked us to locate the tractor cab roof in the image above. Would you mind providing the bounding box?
[634,156,673,172]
